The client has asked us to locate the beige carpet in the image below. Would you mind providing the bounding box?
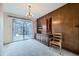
[2,39,77,56]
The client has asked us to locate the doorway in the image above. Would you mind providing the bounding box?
[12,18,32,42]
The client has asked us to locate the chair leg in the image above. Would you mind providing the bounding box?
[59,42,62,55]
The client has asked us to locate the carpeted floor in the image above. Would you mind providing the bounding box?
[2,39,78,56]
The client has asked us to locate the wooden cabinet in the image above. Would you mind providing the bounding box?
[37,17,52,34]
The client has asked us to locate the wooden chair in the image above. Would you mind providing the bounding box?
[49,33,63,55]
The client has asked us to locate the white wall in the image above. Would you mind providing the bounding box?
[0,4,3,55]
[3,13,12,44]
[32,20,37,38]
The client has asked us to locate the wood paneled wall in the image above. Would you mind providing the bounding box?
[37,3,79,54]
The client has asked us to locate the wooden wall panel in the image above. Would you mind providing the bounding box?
[37,3,79,54]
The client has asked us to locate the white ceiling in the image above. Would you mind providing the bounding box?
[3,3,66,19]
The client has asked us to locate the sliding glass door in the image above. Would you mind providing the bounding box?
[24,21,32,39]
[12,18,32,42]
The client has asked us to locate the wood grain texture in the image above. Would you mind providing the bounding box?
[37,3,79,54]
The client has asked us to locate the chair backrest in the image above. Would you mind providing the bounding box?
[53,33,63,39]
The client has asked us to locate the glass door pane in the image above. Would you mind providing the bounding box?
[12,18,24,42]
[24,21,32,39]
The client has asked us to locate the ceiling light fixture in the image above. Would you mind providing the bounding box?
[26,5,32,19]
